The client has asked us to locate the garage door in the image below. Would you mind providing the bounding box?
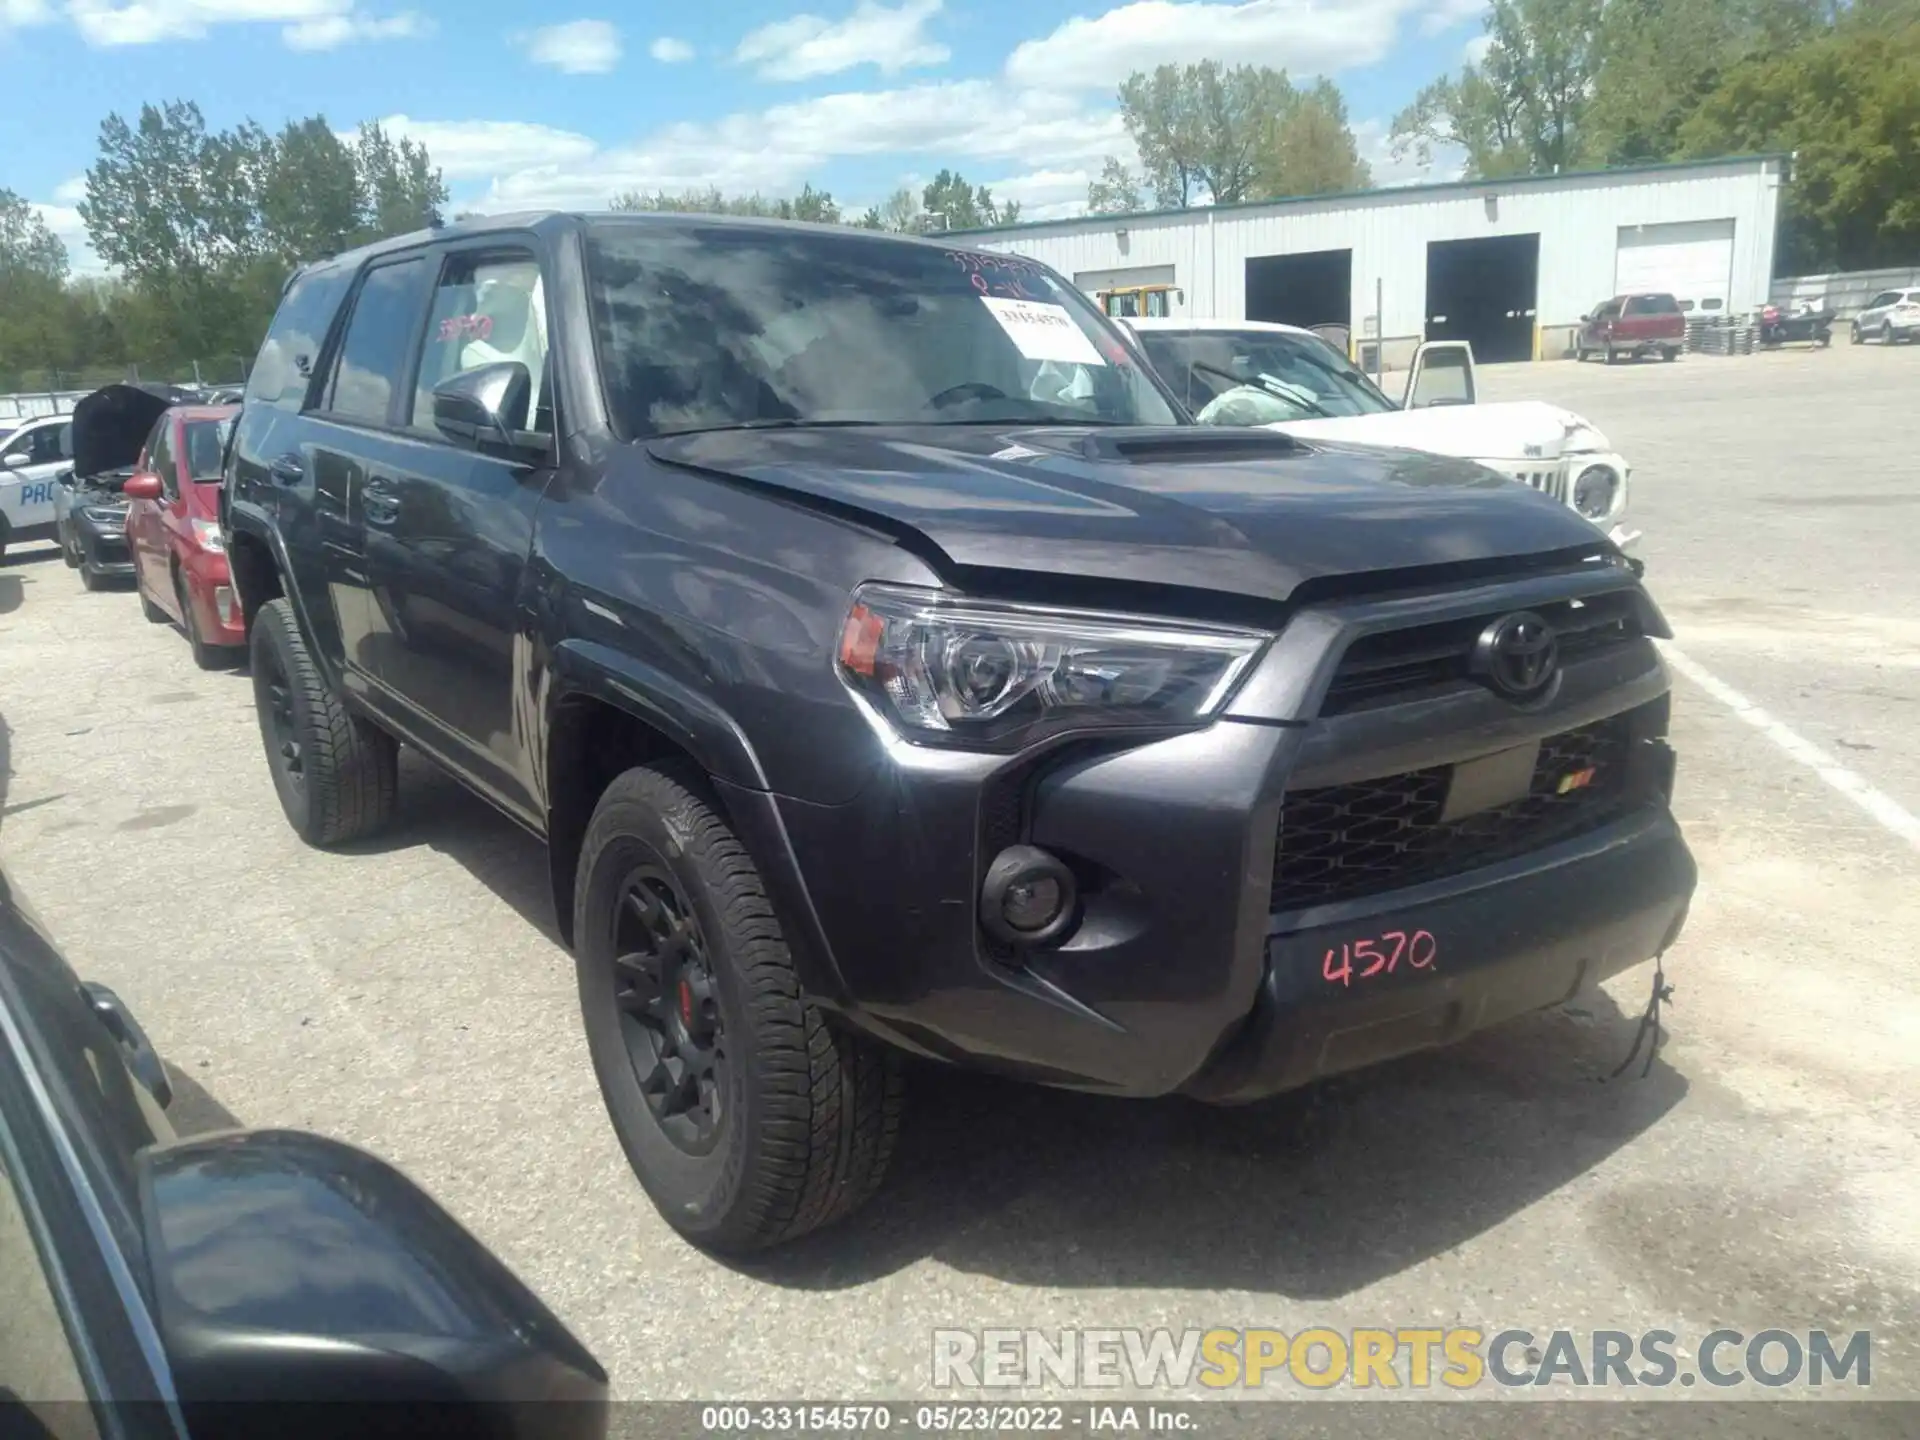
[1614,220,1735,312]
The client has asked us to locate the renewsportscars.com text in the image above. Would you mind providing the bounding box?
[931,1327,1872,1392]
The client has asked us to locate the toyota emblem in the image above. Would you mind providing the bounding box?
[1472,611,1560,701]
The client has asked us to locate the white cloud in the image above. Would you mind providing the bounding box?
[735,0,948,81]
[31,202,105,277]
[1353,116,1463,188]
[2,0,56,28]
[371,115,600,180]
[284,9,427,49]
[53,175,88,205]
[67,0,427,48]
[1006,0,1418,92]
[1420,0,1486,34]
[447,80,1122,213]
[1462,31,1492,64]
[528,18,621,73]
[648,34,692,62]
[983,168,1098,221]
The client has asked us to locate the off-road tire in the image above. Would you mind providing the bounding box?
[249,597,397,845]
[575,761,904,1253]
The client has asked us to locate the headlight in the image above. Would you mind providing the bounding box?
[81,505,126,525]
[191,518,225,553]
[1573,464,1620,520]
[836,584,1267,749]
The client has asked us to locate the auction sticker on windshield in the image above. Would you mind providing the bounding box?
[981,297,1106,367]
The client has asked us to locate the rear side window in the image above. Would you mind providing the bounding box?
[325,258,432,424]
[247,265,353,411]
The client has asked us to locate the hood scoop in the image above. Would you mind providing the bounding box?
[1077,429,1304,465]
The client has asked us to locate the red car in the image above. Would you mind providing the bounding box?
[121,404,244,667]
[1575,293,1686,363]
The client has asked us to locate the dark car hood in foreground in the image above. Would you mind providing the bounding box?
[71,382,194,480]
[648,425,1615,604]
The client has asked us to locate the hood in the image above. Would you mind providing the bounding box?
[71,382,194,480]
[647,425,1615,606]
[1270,401,1611,461]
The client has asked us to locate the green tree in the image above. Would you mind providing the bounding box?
[876,187,922,232]
[1585,0,1829,164]
[0,190,75,386]
[353,121,448,237]
[1676,6,1920,270]
[921,169,1020,229]
[609,184,841,222]
[1112,62,1369,208]
[1260,78,1372,195]
[259,116,364,264]
[1391,0,1606,177]
[1086,157,1143,214]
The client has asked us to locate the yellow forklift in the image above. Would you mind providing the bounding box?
[1096,284,1180,319]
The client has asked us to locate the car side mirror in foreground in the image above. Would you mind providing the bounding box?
[432,362,535,457]
[137,1129,608,1440]
[122,473,163,502]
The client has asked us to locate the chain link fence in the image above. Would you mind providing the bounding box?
[0,358,252,421]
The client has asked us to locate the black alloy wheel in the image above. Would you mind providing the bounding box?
[610,866,727,1153]
[257,635,305,797]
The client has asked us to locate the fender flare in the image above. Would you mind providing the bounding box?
[543,640,855,1009]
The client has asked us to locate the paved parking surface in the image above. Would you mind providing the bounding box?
[2,343,1917,1422]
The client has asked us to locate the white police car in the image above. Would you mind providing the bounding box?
[0,412,73,558]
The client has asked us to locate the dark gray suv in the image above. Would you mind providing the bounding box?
[223,212,1695,1252]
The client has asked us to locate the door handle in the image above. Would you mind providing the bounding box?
[363,477,401,527]
[268,454,304,485]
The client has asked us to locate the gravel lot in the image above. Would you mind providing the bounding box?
[2,342,1917,1425]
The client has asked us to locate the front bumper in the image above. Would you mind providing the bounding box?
[76,516,133,575]
[1185,809,1692,1102]
[744,568,1693,1101]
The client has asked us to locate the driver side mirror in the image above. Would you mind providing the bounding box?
[138,1130,608,1440]
[432,362,540,458]
[2,451,28,470]
[123,472,163,502]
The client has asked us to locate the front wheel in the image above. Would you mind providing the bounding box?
[1603,344,1618,366]
[575,762,904,1253]
[1884,323,1895,345]
[249,597,397,845]
[1851,323,1862,345]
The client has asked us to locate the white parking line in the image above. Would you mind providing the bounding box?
[1661,641,1920,852]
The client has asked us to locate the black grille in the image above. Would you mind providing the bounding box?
[1321,590,1645,716]
[1271,717,1646,910]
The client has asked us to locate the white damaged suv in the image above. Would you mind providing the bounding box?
[1128,318,1638,550]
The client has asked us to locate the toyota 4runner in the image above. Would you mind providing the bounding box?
[224,213,1696,1253]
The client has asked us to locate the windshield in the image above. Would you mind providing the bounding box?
[584,221,1180,438]
[1136,328,1397,424]
[185,418,232,480]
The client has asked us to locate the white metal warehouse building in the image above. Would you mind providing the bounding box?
[963,154,1787,366]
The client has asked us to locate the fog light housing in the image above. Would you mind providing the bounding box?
[979,845,1078,948]
[1573,464,1620,520]
[214,585,236,625]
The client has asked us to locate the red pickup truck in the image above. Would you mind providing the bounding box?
[1576,293,1685,363]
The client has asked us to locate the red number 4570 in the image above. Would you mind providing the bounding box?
[1322,930,1437,987]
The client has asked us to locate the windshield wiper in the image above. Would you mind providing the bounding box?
[1187,360,1334,419]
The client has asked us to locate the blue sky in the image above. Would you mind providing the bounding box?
[4,0,1488,273]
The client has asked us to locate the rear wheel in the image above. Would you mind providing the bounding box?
[575,762,904,1253]
[249,597,397,845]
[1661,346,1678,362]
[1850,322,1863,345]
